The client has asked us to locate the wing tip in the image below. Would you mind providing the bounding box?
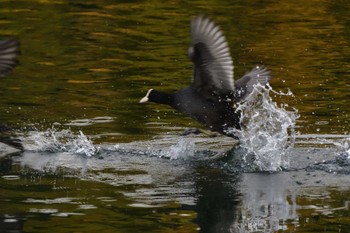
[190,16,235,92]
[0,39,20,77]
[246,65,272,82]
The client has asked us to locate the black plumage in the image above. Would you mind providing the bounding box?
[140,16,271,137]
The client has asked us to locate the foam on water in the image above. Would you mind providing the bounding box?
[21,128,98,157]
[228,83,299,172]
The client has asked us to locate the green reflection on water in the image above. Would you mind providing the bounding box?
[0,0,350,232]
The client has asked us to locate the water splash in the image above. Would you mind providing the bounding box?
[22,128,99,157]
[160,138,195,160]
[228,83,298,172]
[332,138,350,160]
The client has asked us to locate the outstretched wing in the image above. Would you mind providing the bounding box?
[0,39,19,77]
[234,66,271,101]
[189,16,234,98]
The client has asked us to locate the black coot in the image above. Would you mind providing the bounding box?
[140,16,271,137]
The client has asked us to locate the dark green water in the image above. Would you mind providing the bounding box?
[0,0,350,232]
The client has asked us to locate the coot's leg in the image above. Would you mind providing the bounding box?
[181,128,219,137]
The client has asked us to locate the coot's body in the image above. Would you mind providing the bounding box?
[140,16,271,137]
[173,87,240,134]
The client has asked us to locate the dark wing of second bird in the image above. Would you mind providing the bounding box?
[0,39,20,77]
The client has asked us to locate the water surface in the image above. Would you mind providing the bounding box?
[0,0,350,232]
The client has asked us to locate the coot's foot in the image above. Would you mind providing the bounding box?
[0,123,23,151]
[181,128,219,137]
[181,128,201,136]
[206,150,229,160]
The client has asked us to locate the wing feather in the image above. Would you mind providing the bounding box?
[235,66,272,101]
[189,16,234,98]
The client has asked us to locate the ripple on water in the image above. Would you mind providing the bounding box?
[23,197,80,204]
[65,116,114,126]
[1,175,20,180]
[29,208,59,214]
[52,212,85,217]
[78,204,98,210]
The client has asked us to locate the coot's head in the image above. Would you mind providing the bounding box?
[139,89,154,103]
[140,89,173,106]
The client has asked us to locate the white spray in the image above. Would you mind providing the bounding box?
[228,83,299,171]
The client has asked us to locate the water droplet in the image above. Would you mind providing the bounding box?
[226,83,298,171]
